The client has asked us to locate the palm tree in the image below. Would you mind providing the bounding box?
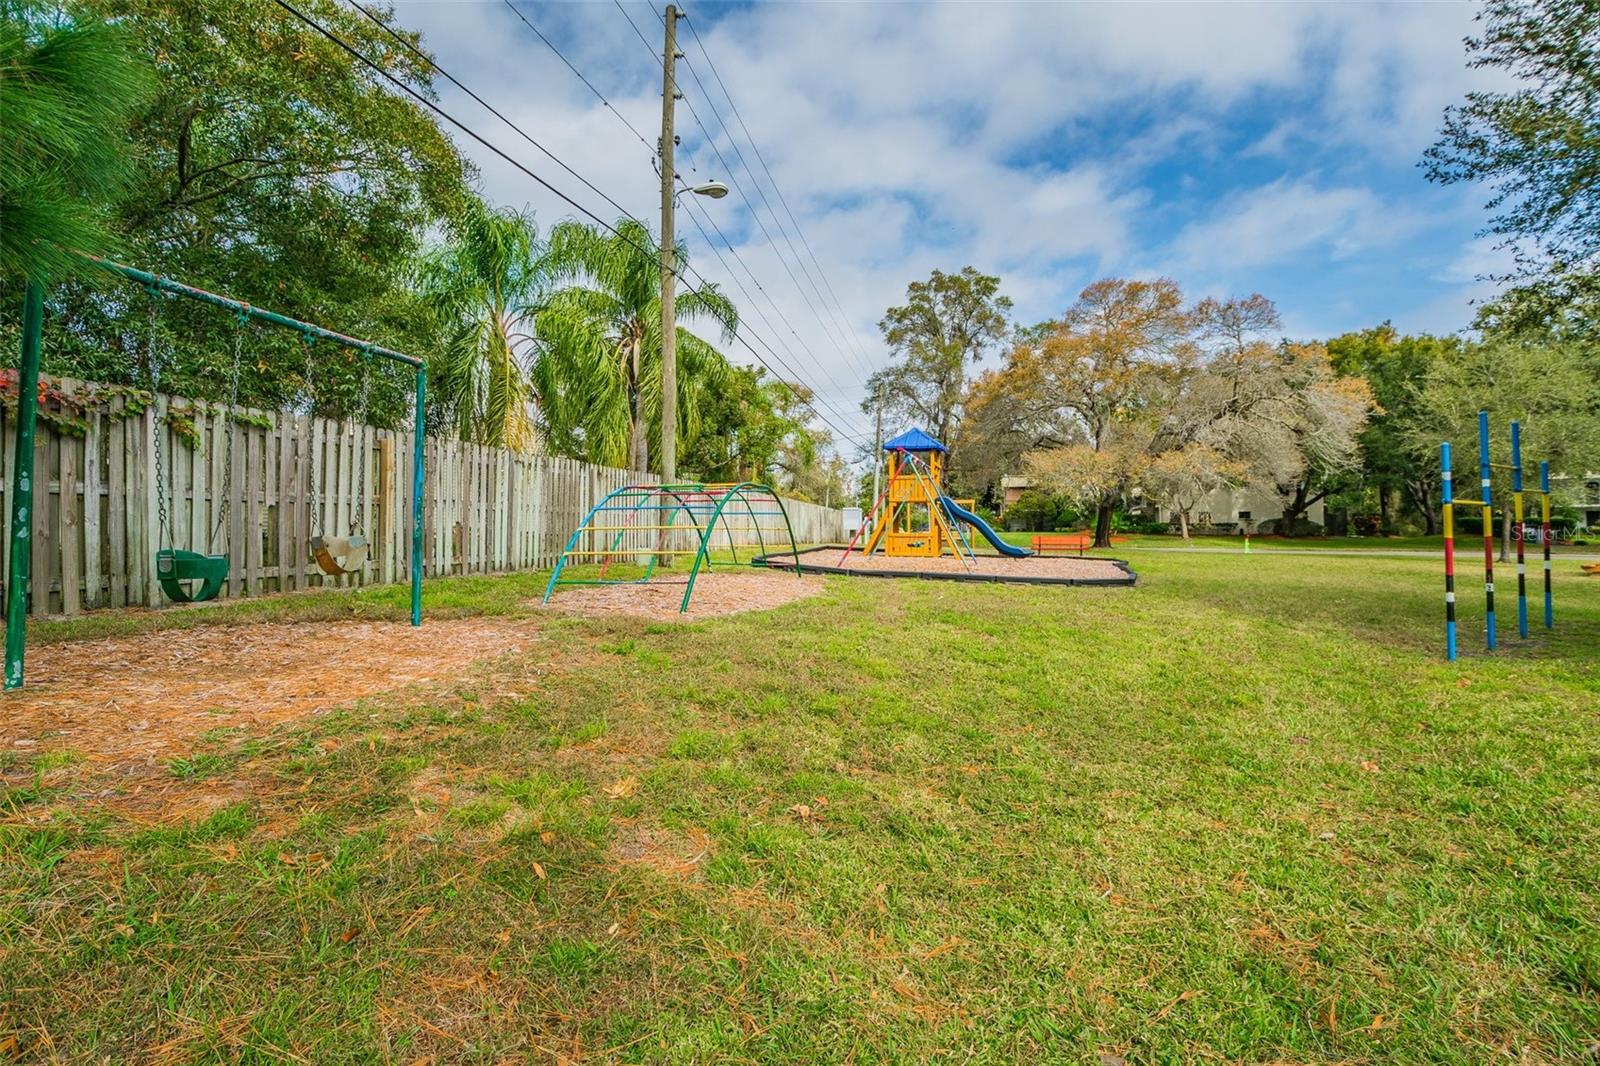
[535,218,736,472]
[417,200,545,449]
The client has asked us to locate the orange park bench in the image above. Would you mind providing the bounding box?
[1029,533,1129,556]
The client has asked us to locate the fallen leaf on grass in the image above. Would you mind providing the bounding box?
[531,861,547,881]
[604,777,639,799]
[1360,761,1380,773]
[788,803,813,821]
[1151,989,1200,1021]
[539,831,556,845]
[339,927,360,944]
[919,936,962,960]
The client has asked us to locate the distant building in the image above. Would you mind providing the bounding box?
[999,475,1033,512]
[998,475,1322,532]
[1145,486,1324,532]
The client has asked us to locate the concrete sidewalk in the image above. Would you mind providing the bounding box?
[1126,545,1600,562]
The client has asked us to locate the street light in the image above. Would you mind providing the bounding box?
[685,180,729,200]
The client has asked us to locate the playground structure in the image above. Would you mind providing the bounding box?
[5,256,427,691]
[762,428,1136,587]
[541,482,802,613]
[845,428,1031,566]
[1440,411,1553,661]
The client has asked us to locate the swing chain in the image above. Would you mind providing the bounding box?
[145,290,172,553]
[352,352,371,534]
[303,331,322,537]
[208,315,247,549]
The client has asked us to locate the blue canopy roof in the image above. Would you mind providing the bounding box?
[883,428,947,453]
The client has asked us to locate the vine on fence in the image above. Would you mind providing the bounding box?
[0,373,276,446]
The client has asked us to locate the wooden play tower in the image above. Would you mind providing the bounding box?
[863,428,963,558]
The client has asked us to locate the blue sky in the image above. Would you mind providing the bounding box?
[389,1,1510,445]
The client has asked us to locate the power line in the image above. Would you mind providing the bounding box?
[662,13,873,384]
[271,0,866,448]
[499,0,867,438]
[616,0,869,391]
[643,0,876,385]
[674,53,868,383]
[498,0,656,160]
[609,0,871,432]
[676,194,873,438]
[344,0,640,226]
[680,14,881,381]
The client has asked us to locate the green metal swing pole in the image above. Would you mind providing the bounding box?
[5,281,45,690]
[73,252,425,371]
[410,366,426,626]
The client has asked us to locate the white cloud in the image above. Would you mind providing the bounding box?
[383,0,1502,445]
[1169,177,1418,272]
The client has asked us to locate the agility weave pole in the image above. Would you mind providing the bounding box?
[1440,411,1553,661]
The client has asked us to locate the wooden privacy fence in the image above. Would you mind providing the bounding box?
[0,377,846,618]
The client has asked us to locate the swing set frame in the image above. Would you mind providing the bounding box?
[5,255,429,690]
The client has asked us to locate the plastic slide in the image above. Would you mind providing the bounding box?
[938,496,1034,557]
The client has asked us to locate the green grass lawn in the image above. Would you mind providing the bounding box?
[3,552,1597,1063]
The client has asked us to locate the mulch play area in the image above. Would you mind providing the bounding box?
[1,618,542,771]
[759,546,1137,586]
[545,569,826,620]
[1,571,826,775]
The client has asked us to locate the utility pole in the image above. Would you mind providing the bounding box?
[658,4,681,486]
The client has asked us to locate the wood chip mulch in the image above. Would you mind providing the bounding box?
[1,618,541,770]
[546,569,826,621]
[788,550,1133,581]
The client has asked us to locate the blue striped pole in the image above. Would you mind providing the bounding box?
[1541,460,1553,629]
[1511,421,1527,638]
[1479,410,1495,650]
[1441,442,1457,661]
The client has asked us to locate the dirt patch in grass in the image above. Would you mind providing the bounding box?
[547,569,826,620]
[611,820,713,880]
[0,618,543,771]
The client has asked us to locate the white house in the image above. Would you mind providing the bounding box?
[999,476,1321,531]
[1142,485,1324,532]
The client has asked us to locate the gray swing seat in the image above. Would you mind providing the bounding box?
[311,534,369,575]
